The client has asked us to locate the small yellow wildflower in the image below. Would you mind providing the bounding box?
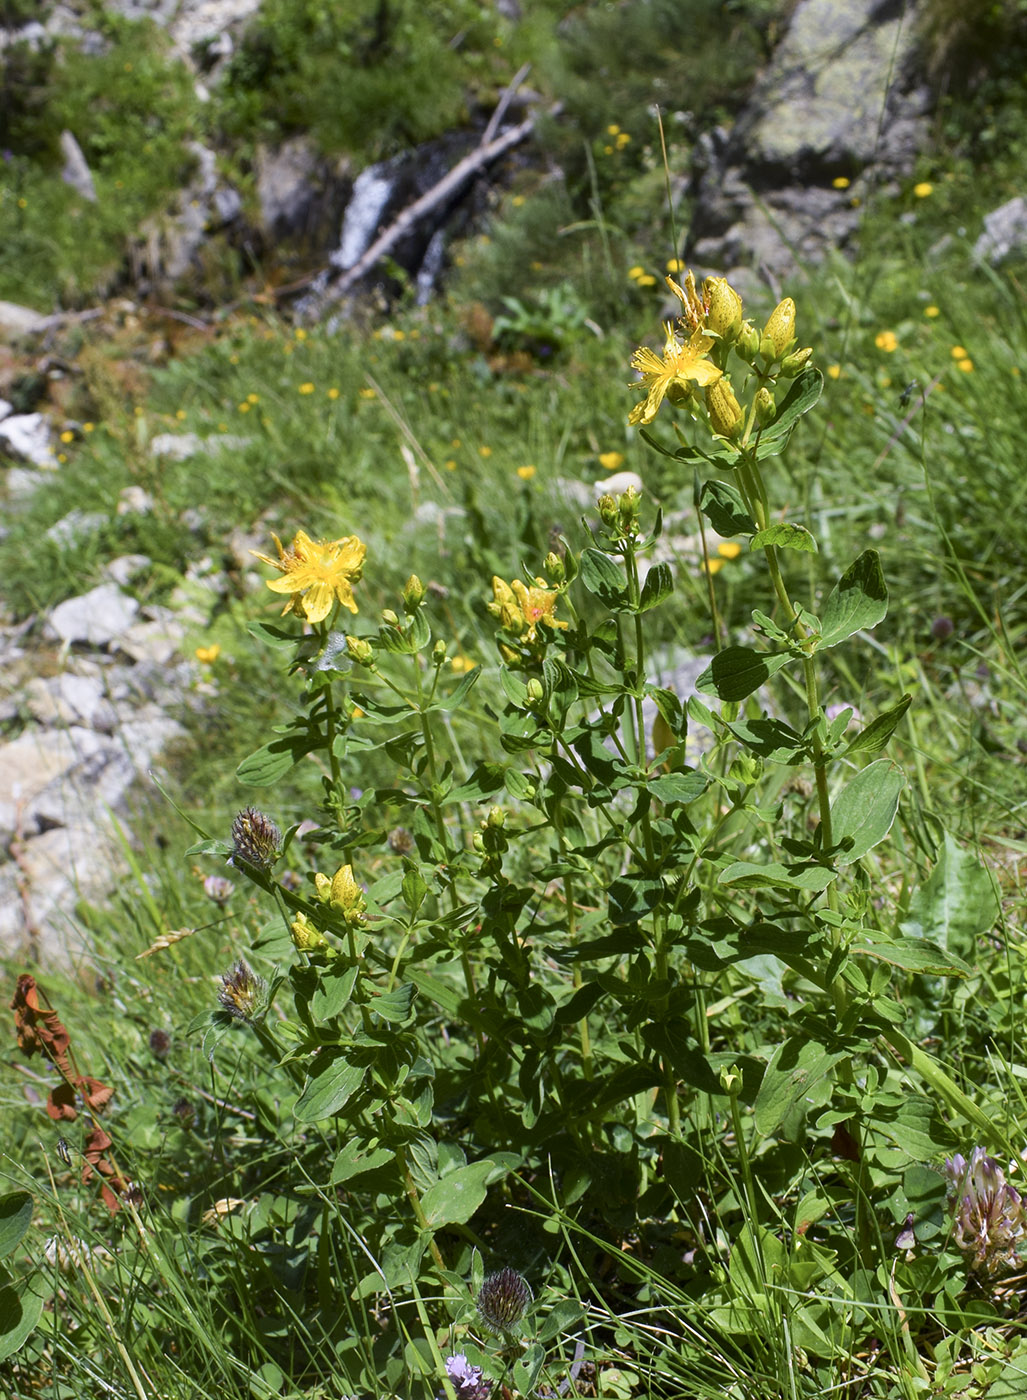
[637,274,657,287]
[489,576,568,644]
[479,445,492,458]
[294,327,308,340]
[875,331,898,352]
[512,194,525,207]
[247,392,260,404]
[393,329,406,341]
[217,422,227,432]
[628,265,645,281]
[253,529,367,624]
[327,387,340,399]
[83,422,94,433]
[57,453,67,464]
[704,558,725,575]
[314,864,366,924]
[950,345,968,359]
[445,459,457,471]
[717,541,742,560]
[195,644,221,664]
[924,305,940,317]
[603,146,614,155]
[607,123,620,136]
[517,465,536,480]
[175,409,187,420]
[451,438,461,449]
[832,176,850,189]
[599,451,625,471]
[956,357,974,372]
[17,197,27,209]
[359,388,376,400]
[913,182,933,198]
[298,382,315,395]
[229,353,239,364]
[451,655,477,674]
[59,430,74,444]
[238,402,250,413]
[666,258,684,273]
[628,322,722,426]
[616,133,630,149]
[827,364,842,380]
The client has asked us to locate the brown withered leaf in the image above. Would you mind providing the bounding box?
[11,974,73,1077]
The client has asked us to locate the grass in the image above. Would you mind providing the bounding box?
[5,6,1027,1399]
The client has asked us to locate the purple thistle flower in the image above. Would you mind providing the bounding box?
[945,1147,1027,1279]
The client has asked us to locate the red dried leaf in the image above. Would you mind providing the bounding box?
[45,1082,79,1122]
[11,974,73,1076]
[82,1126,113,1162]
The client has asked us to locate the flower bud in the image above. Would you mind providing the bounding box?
[290,912,331,954]
[229,807,282,871]
[402,574,425,611]
[736,321,760,362]
[544,551,565,584]
[705,379,743,439]
[754,387,776,427]
[780,346,813,378]
[761,297,796,360]
[346,634,375,666]
[381,608,400,627]
[432,639,448,665]
[486,806,506,829]
[217,960,269,1023]
[703,277,743,339]
[477,1267,533,1335]
[618,485,641,532]
[597,493,618,527]
[525,678,545,705]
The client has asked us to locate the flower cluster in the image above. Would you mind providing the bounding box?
[217,960,269,1024]
[488,575,568,663]
[945,1147,1027,1279]
[476,1266,533,1335]
[253,528,366,625]
[229,807,282,872]
[440,1354,492,1400]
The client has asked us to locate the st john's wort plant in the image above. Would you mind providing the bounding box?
[171,267,1006,1395]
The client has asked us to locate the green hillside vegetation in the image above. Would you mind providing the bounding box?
[3,2,1027,1397]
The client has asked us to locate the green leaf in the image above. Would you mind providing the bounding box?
[401,868,428,916]
[696,646,796,702]
[698,478,756,537]
[237,721,324,785]
[754,1036,847,1135]
[608,873,664,925]
[900,831,1000,957]
[579,548,628,609]
[645,770,709,804]
[330,1141,395,1186]
[842,694,912,759]
[0,1280,44,1363]
[725,716,807,763]
[294,1050,366,1121]
[309,964,358,1022]
[719,861,835,892]
[420,1158,504,1227]
[370,983,415,1023]
[754,367,823,448]
[445,762,506,805]
[850,930,969,977]
[818,550,888,650]
[513,1344,546,1394]
[830,759,904,864]
[246,620,301,651]
[0,1194,32,1261]
[638,561,674,612]
[430,666,482,712]
[750,522,817,553]
[640,427,737,472]
[542,656,579,716]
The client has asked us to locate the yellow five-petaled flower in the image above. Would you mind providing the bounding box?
[489,576,568,645]
[628,321,722,427]
[253,529,366,624]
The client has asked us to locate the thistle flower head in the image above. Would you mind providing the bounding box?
[229,807,282,872]
[217,960,269,1024]
[945,1146,1027,1279]
[476,1266,532,1335]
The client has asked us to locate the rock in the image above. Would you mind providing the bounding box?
[0,412,58,469]
[0,399,12,422]
[254,136,352,248]
[116,485,155,515]
[0,725,115,843]
[116,613,186,666]
[149,431,250,459]
[48,583,140,649]
[594,470,644,499]
[46,510,107,546]
[687,0,932,280]
[23,671,117,733]
[59,130,98,203]
[103,554,152,587]
[0,302,52,340]
[974,196,1027,266]
[133,141,243,286]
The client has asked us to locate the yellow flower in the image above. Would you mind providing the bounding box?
[83,422,94,433]
[393,329,406,341]
[195,643,221,664]
[913,182,933,198]
[924,305,940,317]
[616,132,630,149]
[950,344,968,359]
[327,387,340,399]
[628,265,645,281]
[253,529,367,624]
[60,430,74,444]
[479,445,492,458]
[57,453,67,464]
[717,541,742,560]
[489,576,568,644]
[314,864,366,924]
[704,557,724,575]
[359,387,377,399]
[827,364,842,380]
[298,382,315,394]
[832,176,850,189]
[599,451,625,471]
[956,357,974,372]
[666,257,684,273]
[875,331,898,352]
[247,392,260,403]
[175,408,187,420]
[607,123,621,136]
[445,459,457,471]
[238,402,251,413]
[628,322,721,426]
[517,465,536,480]
[294,327,308,340]
[636,274,657,287]
[451,654,477,674]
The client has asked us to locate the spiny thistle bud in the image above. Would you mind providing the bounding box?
[230,807,282,872]
[476,1266,533,1335]
[703,277,744,339]
[597,493,619,528]
[544,551,565,584]
[761,297,796,360]
[754,387,777,427]
[403,574,426,611]
[217,960,269,1023]
[705,379,743,439]
[945,1147,1027,1280]
[290,912,331,955]
[441,1354,492,1400]
[346,634,375,667]
[780,346,814,378]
